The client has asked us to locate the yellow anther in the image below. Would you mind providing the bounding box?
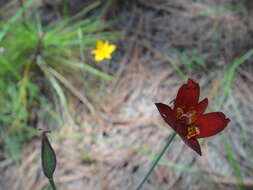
[186,125,200,139]
[176,107,184,119]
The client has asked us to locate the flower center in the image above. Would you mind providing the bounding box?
[176,107,197,125]
[176,107,200,138]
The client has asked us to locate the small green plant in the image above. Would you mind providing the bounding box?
[0,0,118,161]
[179,50,207,70]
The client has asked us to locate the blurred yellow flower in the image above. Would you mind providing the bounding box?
[91,40,116,62]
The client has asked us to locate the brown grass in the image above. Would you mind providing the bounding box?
[1,0,253,190]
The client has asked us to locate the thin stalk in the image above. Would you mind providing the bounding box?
[134,132,177,190]
[49,178,56,190]
[18,0,30,29]
[18,0,25,21]
[61,0,69,17]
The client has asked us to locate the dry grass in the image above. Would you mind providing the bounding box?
[3,60,253,190]
[1,0,253,190]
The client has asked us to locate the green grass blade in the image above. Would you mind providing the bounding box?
[45,1,101,32]
[218,49,253,108]
[222,135,245,190]
[0,0,34,41]
[37,58,67,107]
[61,59,115,80]
[199,4,246,15]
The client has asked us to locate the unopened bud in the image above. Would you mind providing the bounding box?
[41,130,57,179]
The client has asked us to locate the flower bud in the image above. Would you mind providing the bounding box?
[41,130,57,179]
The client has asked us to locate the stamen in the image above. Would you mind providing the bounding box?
[176,107,184,119]
[176,107,197,124]
[186,125,200,139]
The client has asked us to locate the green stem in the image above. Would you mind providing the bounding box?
[49,178,56,190]
[134,132,177,190]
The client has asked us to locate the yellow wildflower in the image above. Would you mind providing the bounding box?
[91,40,116,62]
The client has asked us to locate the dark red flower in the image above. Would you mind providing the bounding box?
[155,79,230,155]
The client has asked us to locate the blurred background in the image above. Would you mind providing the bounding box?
[0,0,253,189]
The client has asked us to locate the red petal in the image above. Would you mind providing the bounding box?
[174,79,200,111]
[155,103,177,131]
[196,98,208,116]
[155,103,187,136]
[181,137,202,155]
[195,112,230,138]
